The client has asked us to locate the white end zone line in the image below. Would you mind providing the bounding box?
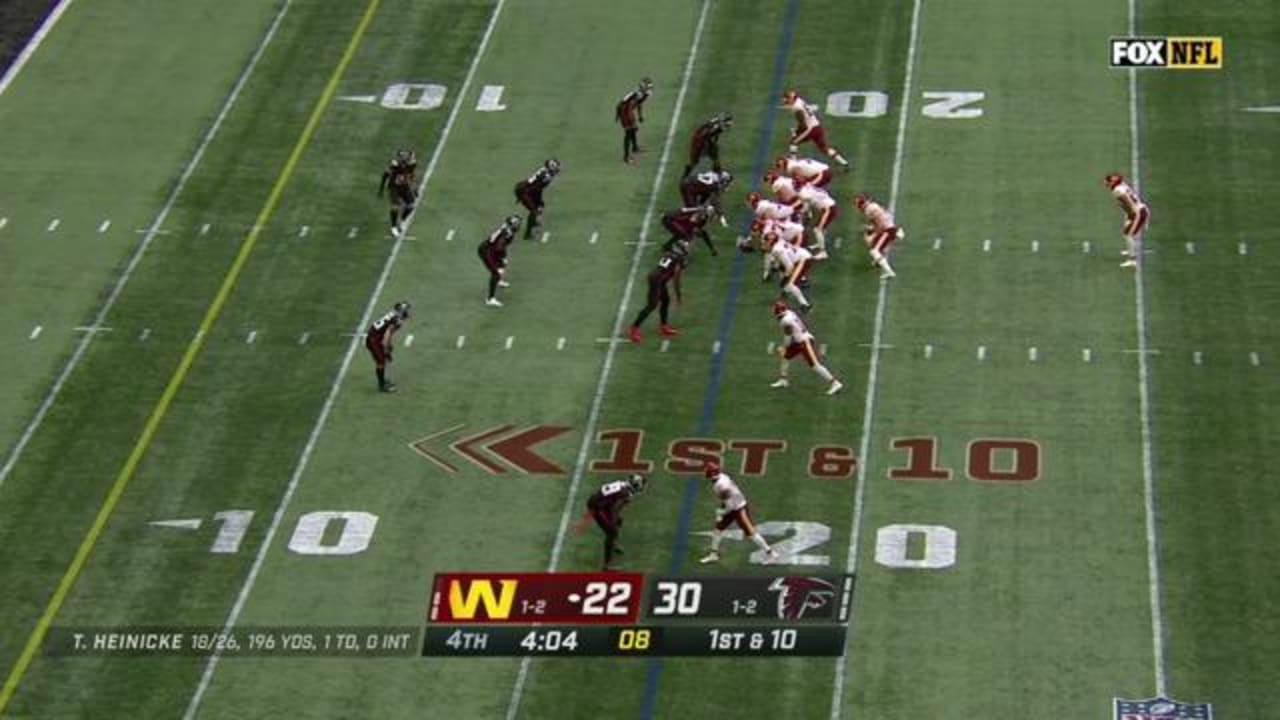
[0,0,294,490]
[505,2,714,718]
[830,0,922,717]
[183,1,510,716]
[0,0,74,97]
[1128,0,1168,697]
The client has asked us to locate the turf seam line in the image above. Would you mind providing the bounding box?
[0,0,322,709]
[0,0,294,490]
[639,0,800,716]
[182,0,509,716]
[0,0,74,98]
[504,2,717,719]
[1128,0,1169,697]
[829,0,924,717]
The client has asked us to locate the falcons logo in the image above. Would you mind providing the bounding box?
[768,576,836,620]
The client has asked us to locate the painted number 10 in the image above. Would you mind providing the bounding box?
[889,437,1040,482]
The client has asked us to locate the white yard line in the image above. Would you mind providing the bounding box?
[1128,0,1168,697]
[183,1,510,716]
[0,0,74,97]
[505,2,714,718]
[0,0,294,490]
[830,0,922,717]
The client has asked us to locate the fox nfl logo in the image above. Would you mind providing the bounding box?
[1110,37,1223,69]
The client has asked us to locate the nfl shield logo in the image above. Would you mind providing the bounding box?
[1114,696,1213,719]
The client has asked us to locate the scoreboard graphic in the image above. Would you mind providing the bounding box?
[423,572,854,657]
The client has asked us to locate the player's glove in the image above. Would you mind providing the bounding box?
[714,506,726,521]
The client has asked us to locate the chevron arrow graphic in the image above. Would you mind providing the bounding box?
[410,423,572,475]
[489,425,572,473]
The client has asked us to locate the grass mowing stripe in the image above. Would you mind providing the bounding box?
[1128,0,1168,697]
[0,0,381,711]
[638,1,800,717]
[183,1,510,715]
[0,0,294,491]
[829,0,922,716]
[0,0,72,97]
[503,3,715,718]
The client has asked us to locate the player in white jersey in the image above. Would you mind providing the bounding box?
[797,183,838,259]
[763,169,800,204]
[854,193,903,279]
[748,218,807,280]
[771,300,843,395]
[777,155,833,188]
[699,461,779,564]
[1105,172,1151,268]
[765,232,814,311]
[747,191,798,224]
[781,90,849,166]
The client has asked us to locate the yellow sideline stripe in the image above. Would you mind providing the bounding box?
[0,0,384,711]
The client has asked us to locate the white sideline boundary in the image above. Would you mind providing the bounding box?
[182,1,511,716]
[829,0,923,717]
[0,0,295,490]
[0,0,73,98]
[504,1,715,718]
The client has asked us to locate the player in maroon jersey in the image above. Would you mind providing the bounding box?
[514,158,560,239]
[628,243,688,343]
[378,148,417,237]
[615,77,653,163]
[679,170,733,223]
[682,112,732,177]
[365,300,411,393]
[577,474,647,570]
[477,215,522,307]
[661,205,718,256]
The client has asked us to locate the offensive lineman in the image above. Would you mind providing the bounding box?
[771,299,843,395]
[378,148,417,237]
[700,461,779,564]
[365,301,411,393]
[1105,172,1150,268]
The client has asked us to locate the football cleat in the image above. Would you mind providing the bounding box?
[770,378,790,388]
[813,250,829,260]
[699,551,720,564]
[827,380,844,396]
[879,267,896,279]
[1120,259,1137,268]
[659,324,680,338]
[764,549,781,563]
[486,297,503,307]
[380,382,397,393]
[497,280,510,288]
[628,326,643,344]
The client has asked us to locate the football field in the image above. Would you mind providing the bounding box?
[0,0,1276,717]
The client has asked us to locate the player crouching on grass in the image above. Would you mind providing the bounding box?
[575,474,647,571]
[700,461,779,565]
[478,215,522,307]
[365,301,411,393]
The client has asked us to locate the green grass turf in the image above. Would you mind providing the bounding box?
[0,0,288,462]
[0,0,1276,717]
